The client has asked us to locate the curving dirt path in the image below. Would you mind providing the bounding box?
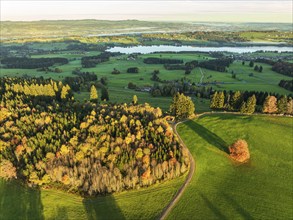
[199,67,205,84]
[158,121,196,220]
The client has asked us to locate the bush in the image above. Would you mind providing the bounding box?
[112,68,121,74]
[128,82,137,89]
[229,139,250,162]
[127,67,139,73]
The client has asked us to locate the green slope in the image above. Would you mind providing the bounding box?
[169,114,293,219]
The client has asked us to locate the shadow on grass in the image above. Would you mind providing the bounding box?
[51,206,69,220]
[83,195,125,220]
[0,179,44,220]
[186,120,229,153]
[198,192,228,220]
[222,193,254,220]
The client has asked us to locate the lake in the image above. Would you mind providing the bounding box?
[106,45,293,54]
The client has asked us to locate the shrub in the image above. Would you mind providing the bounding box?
[229,139,250,162]
[112,68,121,74]
[127,67,139,73]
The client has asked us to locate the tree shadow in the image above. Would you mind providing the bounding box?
[222,193,254,220]
[185,120,229,153]
[0,179,44,220]
[198,192,228,220]
[51,205,69,220]
[82,195,125,220]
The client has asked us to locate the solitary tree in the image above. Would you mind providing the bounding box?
[249,61,254,67]
[170,93,195,120]
[229,139,250,163]
[90,85,98,102]
[259,66,263,72]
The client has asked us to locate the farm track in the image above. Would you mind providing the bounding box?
[158,120,196,220]
[199,67,204,84]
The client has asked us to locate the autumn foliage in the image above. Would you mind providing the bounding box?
[0,77,189,195]
[229,139,250,163]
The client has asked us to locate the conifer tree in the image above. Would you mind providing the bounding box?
[90,85,98,102]
[287,98,293,115]
[230,91,243,110]
[61,86,69,99]
[210,91,218,109]
[262,96,278,113]
[133,95,138,105]
[101,87,109,101]
[217,91,225,109]
[246,95,257,114]
[277,96,288,114]
[240,101,247,114]
[170,93,195,120]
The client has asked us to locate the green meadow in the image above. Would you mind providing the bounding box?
[168,114,293,219]
[1,50,291,112]
[0,175,185,220]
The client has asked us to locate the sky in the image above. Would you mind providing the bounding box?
[1,0,292,23]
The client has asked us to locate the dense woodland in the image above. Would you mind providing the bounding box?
[81,52,121,68]
[198,58,233,72]
[279,79,293,92]
[143,57,184,65]
[0,77,189,195]
[0,57,68,69]
[254,59,293,77]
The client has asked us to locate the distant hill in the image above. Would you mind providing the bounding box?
[1,20,292,40]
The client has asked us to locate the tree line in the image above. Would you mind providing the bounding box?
[81,52,121,68]
[1,57,68,69]
[279,79,293,92]
[143,57,184,65]
[210,90,292,114]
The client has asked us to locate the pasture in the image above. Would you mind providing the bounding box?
[0,175,185,220]
[1,49,292,111]
[168,114,293,219]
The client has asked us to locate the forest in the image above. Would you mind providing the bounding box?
[0,77,189,196]
[279,79,293,92]
[0,57,68,69]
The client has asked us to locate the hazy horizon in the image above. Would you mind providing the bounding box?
[1,0,292,23]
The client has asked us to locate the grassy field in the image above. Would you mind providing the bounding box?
[168,114,293,219]
[1,51,291,112]
[0,174,185,220]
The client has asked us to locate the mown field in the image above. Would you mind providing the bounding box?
[0,174,185,220]
[168,114,293,219]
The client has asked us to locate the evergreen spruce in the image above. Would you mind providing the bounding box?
[277,96,288,114]
[246,95,257,114]
[101,87,109,101]
[170,93,195,120]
